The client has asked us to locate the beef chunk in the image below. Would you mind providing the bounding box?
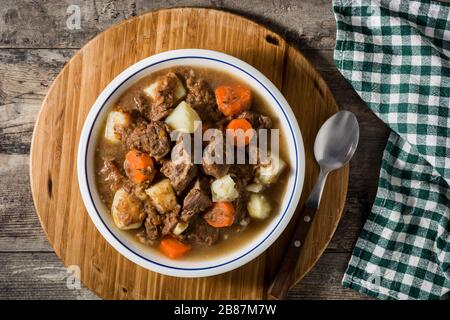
[124,121,171,160]
[144,201,162,225]
[229,164,255,185]
[138,201,182,241]
[185,76,215,110]
[187,218,219,246]
[147,72,180,121]
[202,138,230,178]
[237,111,272,129]
[160,135,197,194]
[190,173,211,193]
[99,159,132,193]
[258,115,272,129]
[180,178,212,222]
[136,204,161,245]
[181,69,223,123]
[160,159,197,195]
[133,95,148,114]
[138,218,159,244]
[233,180,251,231]
[202,161,230,179]
[144,223,160,241]
[136,230,154,246]
[181,190,211,221]
[161,208,180,236]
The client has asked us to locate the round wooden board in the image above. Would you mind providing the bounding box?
[30,8,348,299]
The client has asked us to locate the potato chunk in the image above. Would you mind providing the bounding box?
[211,174,239,202]
[247,193,271,220]
[145,179,179,214]
[246,182,264,193]
[256,152,287,185]
[173,222,189,236]
[111,187,145,230]
[104,111,131,143]
[143,73,186,101]
[165,101,201,133]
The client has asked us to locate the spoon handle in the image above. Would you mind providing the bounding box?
[268,204,318,300]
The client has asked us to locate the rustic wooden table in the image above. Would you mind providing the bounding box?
[0,0,390,299]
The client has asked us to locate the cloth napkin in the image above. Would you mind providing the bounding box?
[333,0,450,299]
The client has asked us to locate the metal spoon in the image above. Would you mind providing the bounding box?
[268,110,359,300]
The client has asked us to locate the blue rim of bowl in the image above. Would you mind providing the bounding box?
[85,55,299,271]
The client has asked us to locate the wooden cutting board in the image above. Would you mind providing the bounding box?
[30,8,348,299]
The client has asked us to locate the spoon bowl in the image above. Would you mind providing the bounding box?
[314,110,360,172]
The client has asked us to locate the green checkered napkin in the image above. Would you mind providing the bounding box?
[333,0,450,299]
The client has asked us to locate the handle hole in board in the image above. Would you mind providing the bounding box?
[265,34,279,46]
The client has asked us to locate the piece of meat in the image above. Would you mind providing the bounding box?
[233,179,251,231]
[160,159,197,195]
[161,207,180,236]
[180,178,212,222]
[181,69,223,123]
[160,135,197,194]
[237,111,272,129]
[113,111,145,141]
[202,161,230,179]
[133,95,148,115]
[138,199,182,242]
[229,163,255,186]
[144,201,162,226]
[181,189,211,221]
[196,174,212,193]
[124,121,171,160]
[136,230,155,246]
[202,138,230,178]
[147,72,180,121]
[186,218,219,246]
[99,159,131,193]
[258,114,272,129]
[185,75,215,110]
[136,205,161,245]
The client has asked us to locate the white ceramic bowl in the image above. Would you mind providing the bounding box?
[77,49,305,277]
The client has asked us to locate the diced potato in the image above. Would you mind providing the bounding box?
[246,182,264,193]
[165,101,201,133]
[173,222,189,236]
[111,187,145,230]
[143,73,186,101]
[211,174,239,202]
[104,111,131,143]
[143,82,158,99]
[145,179,179,214]
[247,193,272,220]
[256,152,287,185]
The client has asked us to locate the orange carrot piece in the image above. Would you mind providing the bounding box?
[160,237,191,259]
[226,118,254,146]
[204,202,235,228]
[124,149,154,184]
[215,85,252,116]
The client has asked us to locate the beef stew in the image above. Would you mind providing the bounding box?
[95,66,289,260]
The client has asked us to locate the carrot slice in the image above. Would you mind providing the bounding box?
[124,149,155,184]
[226,118,254,146]
[204,201,235,228]
[215,85,252,116]
[160,237,191,259]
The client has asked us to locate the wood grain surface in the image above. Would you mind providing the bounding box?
[0,0,394,300]
[29,7,348,300]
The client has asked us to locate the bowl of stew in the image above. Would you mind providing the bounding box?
[77,49,305,277]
